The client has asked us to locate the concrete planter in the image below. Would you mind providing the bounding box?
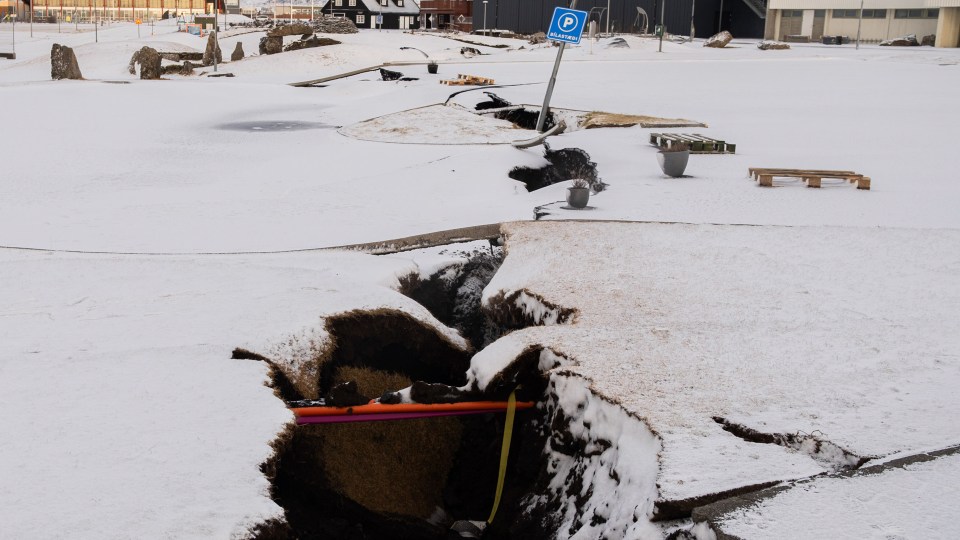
[657,150,689,178]
[566,187,590,209]
[427,62,438,74]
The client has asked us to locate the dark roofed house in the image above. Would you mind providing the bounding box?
[320,0,420,29]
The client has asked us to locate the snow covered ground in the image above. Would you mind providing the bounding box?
[707,448,960,539]
[1,18,959,539]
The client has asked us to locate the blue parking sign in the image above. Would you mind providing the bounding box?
[547,7,588,45]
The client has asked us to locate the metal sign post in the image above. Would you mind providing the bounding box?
[535,2,586,133]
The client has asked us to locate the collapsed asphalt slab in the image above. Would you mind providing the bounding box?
[692,445,960,539]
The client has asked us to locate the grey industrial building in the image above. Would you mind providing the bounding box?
[470,0,768,39]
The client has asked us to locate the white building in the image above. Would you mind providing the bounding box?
[766,0,960,47]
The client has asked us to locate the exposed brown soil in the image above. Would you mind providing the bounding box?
[580,111,707,129]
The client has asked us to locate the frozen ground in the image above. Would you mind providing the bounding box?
[1,19,959,538]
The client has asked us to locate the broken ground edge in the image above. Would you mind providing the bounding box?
[690,444,960,540]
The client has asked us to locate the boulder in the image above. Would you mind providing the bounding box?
[283,35,341,52]
[259,36,283,55]
[201,33,222,66]
[603,37,630,49]
[880,34,919,46]
[133,46,162,80]
[158,51,204,62]
[50,44,83,80]
[704,30,733,48]
[921,34,936,46]
[529,32,547,44]
[231,42,245,61]
[160,63,190,75]
[267,21,314,38]
[757,40,790,50]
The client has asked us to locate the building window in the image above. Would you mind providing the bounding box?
[380,0,387,5]
[833,9,886,19]
[782,10,802,18]
[348,0,355,5]
[356,13,364,23]
[335,0,342,6]
[396,0,403,6]
[894,9,938,19]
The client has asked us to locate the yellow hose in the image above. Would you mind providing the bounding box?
[487,390,517,525]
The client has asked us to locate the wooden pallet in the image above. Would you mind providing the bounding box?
[749,168,871,190]
[650,133,735,154]
[440,74,496,86]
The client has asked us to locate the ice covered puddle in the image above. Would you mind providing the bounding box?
[216,120,332,132]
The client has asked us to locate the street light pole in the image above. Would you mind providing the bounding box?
[690,0,695,42]
[482,0,486,34]
[605,0,609,35]
[855,0,864,49]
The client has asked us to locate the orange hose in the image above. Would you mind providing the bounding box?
[292,400,535,417]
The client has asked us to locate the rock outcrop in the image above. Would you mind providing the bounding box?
[267,22,314,38]
[50,44,83,80]
[161,61,197,76]
[313,16,359,34]
[283,35,341,52]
